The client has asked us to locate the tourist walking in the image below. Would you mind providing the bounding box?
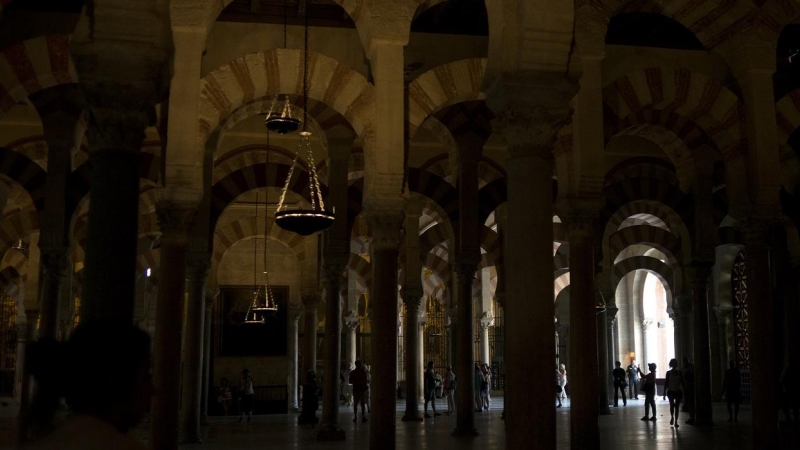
[612,361,627,407]
[444,365,457,415]
[474,363,484,412]
[349,360,368,423]
[722,360,741,422]
[558,364,568,402]
[424,361,440,418]
[481,363,492,410]
[627,360,640,399]
[556,368,563,408]
[639,363,657,422]
[664,358,684,427]
[238,369,255,423]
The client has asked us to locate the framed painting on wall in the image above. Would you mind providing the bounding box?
[218,285,288,356]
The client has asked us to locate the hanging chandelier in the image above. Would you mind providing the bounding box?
[244,191,278,324]
[264,0,301,135]
[274,3,334,236]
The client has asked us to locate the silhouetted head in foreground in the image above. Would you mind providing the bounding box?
[30,320,153,434]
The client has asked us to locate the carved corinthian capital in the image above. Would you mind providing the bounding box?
[366,210,404,251]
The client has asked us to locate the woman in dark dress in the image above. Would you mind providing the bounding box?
[612,361,627,407]
[298,371,319,426]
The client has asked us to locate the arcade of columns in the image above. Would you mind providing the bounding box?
[2,1,800,450]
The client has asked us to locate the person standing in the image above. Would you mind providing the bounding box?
[474,363,485,412]
[627,360,640,400]
[639,363,657,422]
[558,364,568,402]
[299,371,319,426]
[682,356,695,425]
[556,368,564,408]
[349,360,368,423]
[444,366,457,415]
[722,360,741,422]
[664,358,684,428]
[612,361,628,407]
[238,369,255,423]
[423,361,441,418]
[481,364,492,410]
[217,377,232,416]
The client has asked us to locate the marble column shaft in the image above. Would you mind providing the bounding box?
[674,296,694,366]
[366,211,403,450]
[401,289,423,421]
[302,295,320,375]
[596,307,611,414]
[179,258,208,443]
[150,204,196,450]
[318,261,346,441]
[37,252,68,340]
[200,296,214,423]
[454,263,478,436]
[743,222,778,446]
[565,220,599,448]
[288,307,302,411]
[690,264,713,426]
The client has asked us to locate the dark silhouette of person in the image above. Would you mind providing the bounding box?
[682,356,696,425]
[664,358,684,428]
[25,320,154,449]
[349,360,368,423]
[612,361,627,407]
[423,361,440,418]
[639,363,657,422]
[722,360,741,422]
[298,371,319,426]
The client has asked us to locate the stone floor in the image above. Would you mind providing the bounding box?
[4,396,799,449]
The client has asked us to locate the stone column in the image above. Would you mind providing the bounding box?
[288,306,302,411]
[200,294,215,424]
[366,210,403,450]
[179,257,208,443]
[37,252,69,340]
[596,306,611,414]
[479,315,493,366]
[606,307,619,382]
[343,311,359,368]
[418,312,427,403]
[641,318,655,366]
[564,215,600,448]
[401,288,423,421]
[150,202,196,450]
[15,309,38,418]
[301,295,320,375]
[454,263,479,436]
[487,78,576,448]
[741,220,778,445]
[317,259,347,441]
[688,263,714,426]
[673,295,694,365]
[70,2,172,324]
[447,307,458,368]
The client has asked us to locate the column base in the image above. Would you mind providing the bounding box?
[402,413,423,422]
[316,425,346,441]
[452,427,480,437]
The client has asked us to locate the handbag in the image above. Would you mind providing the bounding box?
[621,380,629,388]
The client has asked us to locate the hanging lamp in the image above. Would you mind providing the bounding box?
[264,0,301,134]
[260,129,278,312]
[274,5,334,236]
[244,191,268,324]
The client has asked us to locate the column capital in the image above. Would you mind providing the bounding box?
[454,261,478,280]
[494,291,506,308]
[156,200,198,242]
[715,25,776,78]
[322,260,347,284]
[301,294,321,308]
[641,317,654,331]
[401,288,424,305]
[479,312,494,330]
[288,306,303,323]
[486,72,578,157]
[605,306,619,321]
[686,262,713,289]
[40,250,70,277]
[560,206,603,240]
[343,310,359,331]
[712,305,734,321]
[366,210,404,251]
[186,257,210,282]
